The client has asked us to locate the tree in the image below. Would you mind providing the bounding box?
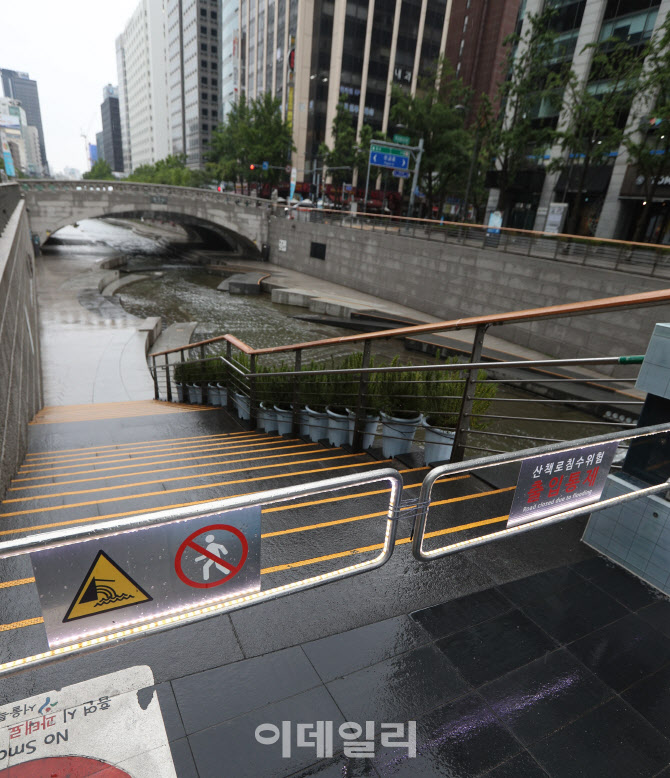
[126,154,211,187]
[318,97,357,187]
[83,159,114,180]
[208,93,293,190]
[551,38,643,235]
[624,12,670,242]
[390,59,473,216]
[486,6,566,223]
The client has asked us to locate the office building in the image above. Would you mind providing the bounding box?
[96,131,105,161]
[100,85,124,172]
[0,69,48,175]
[500,0,670,241]
[221,1,240,119]
[167,0,220,168]
[116,0,171,173]
[0,96,42,176]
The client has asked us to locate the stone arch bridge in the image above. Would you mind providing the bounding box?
[20,179,270,256]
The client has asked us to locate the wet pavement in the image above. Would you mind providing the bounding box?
[1,219,668,776]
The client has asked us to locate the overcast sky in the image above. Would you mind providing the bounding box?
[2,0,141,174]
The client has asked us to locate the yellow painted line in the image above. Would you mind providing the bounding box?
[19,434,276,470]
[11,444,319,490]
[24,430,253,458]
[30,406,218,424]
[0,617,44,631]
[3,452,357,503]
[0,577,35,589]
[430,485,516,506]
[0,458,389,519]
[260,514,510,575]
[262,510,387,538]
[14,439,303,481]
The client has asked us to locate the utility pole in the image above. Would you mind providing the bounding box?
[407,138,424,218]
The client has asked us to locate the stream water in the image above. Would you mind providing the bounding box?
[47,219,628,453]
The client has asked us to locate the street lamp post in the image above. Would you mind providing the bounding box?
[407,138,424,218]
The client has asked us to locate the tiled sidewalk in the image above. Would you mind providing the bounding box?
[156,555,670,777]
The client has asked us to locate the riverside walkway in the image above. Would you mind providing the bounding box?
[0,228,668,777]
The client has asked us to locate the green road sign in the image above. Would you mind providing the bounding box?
[393,134,410,145]
[370,143,409,158]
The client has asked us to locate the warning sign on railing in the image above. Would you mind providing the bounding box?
[30,506,261,648]
[507,441,618,528]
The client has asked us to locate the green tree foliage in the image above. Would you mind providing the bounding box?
[83,159,114,180]
[624,12,670,242]
[318,97,356,187]
[551,38,643,235]
[208,93,294,188]
[390,59,472,216]
[126,154,211,187]
[485,6,566,221]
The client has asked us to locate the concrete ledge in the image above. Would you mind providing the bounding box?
[101,273,151,296]
[270,287,320,306]
[138,317,162,352]
[97,270,120,292]
[218,272,267,295]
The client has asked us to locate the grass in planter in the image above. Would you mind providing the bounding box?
[421,353,497,431]
[371,356,423,419]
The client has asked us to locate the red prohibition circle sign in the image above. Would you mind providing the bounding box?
[0,755,131,776]
[175,524,249,589]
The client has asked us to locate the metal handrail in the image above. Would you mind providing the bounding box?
[411,422,670,562]
[0,468,403,676]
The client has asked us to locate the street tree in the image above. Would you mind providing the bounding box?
[551,38,643,235]
[208,93,293,190]
[624,12,670,242]
[83,159,114,180]
[390,59,472,216]
[318,97,357,187]
[486,6,566,222]
[126,155,211,187]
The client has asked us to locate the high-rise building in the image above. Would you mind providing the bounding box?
[96,131,105,161]
[496,0,670,241]
[221,1,240,119]
[237,1,513,182]
[0,96,42,176]
[0,69,48,175]
[116,0,171,173]
[167,0,221,168]
[100,85,124,172]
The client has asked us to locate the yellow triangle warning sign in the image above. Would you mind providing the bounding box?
[63,550,152,622]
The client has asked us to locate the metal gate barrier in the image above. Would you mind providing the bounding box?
[412,423,670,562]
[0,468,402,676]
[3,423,670,677]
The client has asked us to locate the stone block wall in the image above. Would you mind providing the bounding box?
[0,200,42,499]
[269,216,670,362]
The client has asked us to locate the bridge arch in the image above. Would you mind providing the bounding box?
[21,180,269,257]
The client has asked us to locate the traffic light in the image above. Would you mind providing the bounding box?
[249,164,256,171]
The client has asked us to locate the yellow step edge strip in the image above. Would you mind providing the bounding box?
[19,434,279,470]
[3,452,356,504]
[24,430,254,458]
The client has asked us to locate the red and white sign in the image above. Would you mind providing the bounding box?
[175,524,249,589]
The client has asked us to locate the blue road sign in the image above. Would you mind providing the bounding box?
[392,169,410,179]
[369,151,409,170]
[262,161,269,171]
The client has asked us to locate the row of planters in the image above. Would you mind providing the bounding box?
[172,352,496,464]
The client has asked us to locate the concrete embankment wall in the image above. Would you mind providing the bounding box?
[268,217,669,361]
[0,200,42,499]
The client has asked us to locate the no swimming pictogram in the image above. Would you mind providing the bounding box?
[174,524,249,589]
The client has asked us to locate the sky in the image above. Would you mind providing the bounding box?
[2,0,141,174]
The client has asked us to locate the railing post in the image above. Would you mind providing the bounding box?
[249,354,257,427]
[292,349,302,435]
[164,355,172,403]
[199,344,206,403]
[152,355,159,400]
[352,341,372,451]
[450,324,489,463]
[226,341,233,410]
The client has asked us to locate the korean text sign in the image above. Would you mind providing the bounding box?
[507,441,618,528]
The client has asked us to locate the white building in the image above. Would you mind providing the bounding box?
[116,0,171,173]
[220,1,239,121]
[0,96,42,176]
